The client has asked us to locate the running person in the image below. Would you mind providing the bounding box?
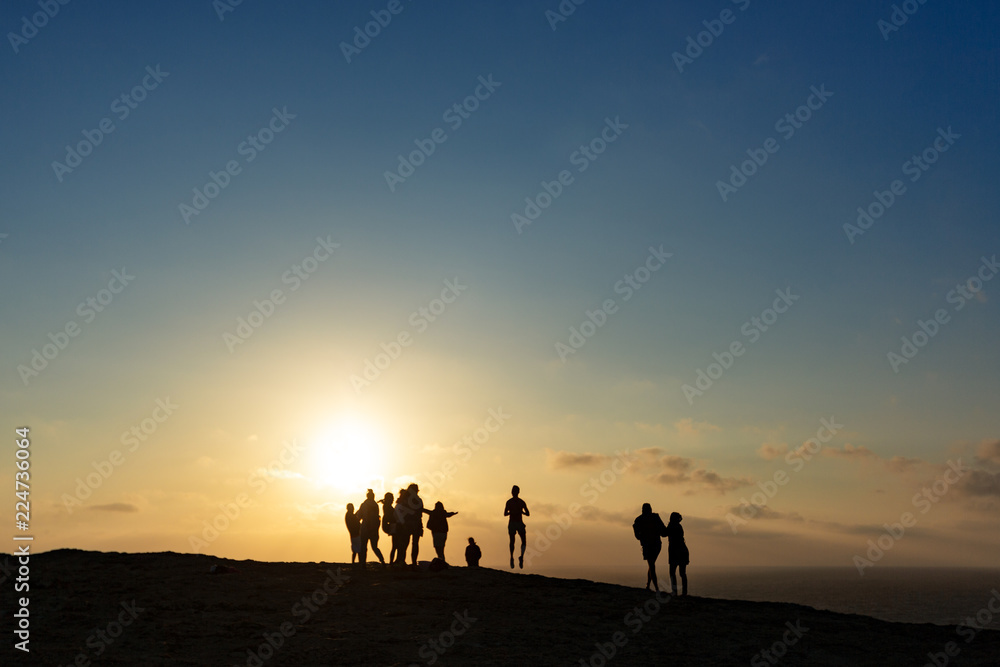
[504,485,530,569]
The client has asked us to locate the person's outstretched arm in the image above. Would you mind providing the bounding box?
[446,511,458,517]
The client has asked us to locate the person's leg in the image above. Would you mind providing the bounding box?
[411,533,420,565]
[669,563,678,595]
[518,526,527,568]
[679,564,688,595]
[370,532,385,564]
[508,526,516,568]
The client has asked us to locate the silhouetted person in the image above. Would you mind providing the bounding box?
[357,489,385,565]
[345,503,361,564]
[632,503,669,591]
[403,483,430,565]
[504,485,530,569]
[380,492,398,564]
[465,538,482,568]
[426,501,459,561]
[392,488,411,565]
[665,511,689,595]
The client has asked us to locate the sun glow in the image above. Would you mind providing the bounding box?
[309,416,386,495]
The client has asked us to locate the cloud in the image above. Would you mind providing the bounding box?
[725,504,804,522]
[674,418,720,439]
[955,470,1000,498]
[651,463,752,495]
[885,455,921,473]
[532,503,634,526]
[822,443,926,473]
[89,503,138,513]
[420,442,450,456]
[546,449,612,469]
[975,439,1000,466]
[547,447,749,495]
[757,443,788,460]
[822,443,878,461]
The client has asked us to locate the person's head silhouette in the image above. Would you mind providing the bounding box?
[434,501,444,511]
[366,489,375,501]
[382,492,393,505]
[468,537,476,545]
[511,485,520,498]
[408,483,419,495]
[642,503,652,515]
[670,512,682,523]
[346,503,354,513]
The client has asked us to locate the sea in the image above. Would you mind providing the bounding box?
[558,567,1000,630]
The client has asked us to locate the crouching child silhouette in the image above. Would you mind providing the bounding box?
[465,538,482,568]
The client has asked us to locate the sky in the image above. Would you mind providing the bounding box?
[1,0,999,577]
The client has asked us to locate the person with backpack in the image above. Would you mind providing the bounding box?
[402,483,430,566]
[632,503,668,592]
[357,489,385,565]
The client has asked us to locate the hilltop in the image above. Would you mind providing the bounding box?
[3,549,999,665]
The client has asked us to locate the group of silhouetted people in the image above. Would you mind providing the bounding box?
[633,504,689,595]
[346,485,692,595]
[346,484,461,566]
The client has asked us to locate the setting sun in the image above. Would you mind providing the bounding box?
[308,416,386,495]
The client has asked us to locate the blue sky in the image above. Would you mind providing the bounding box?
[2,0,998,569]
